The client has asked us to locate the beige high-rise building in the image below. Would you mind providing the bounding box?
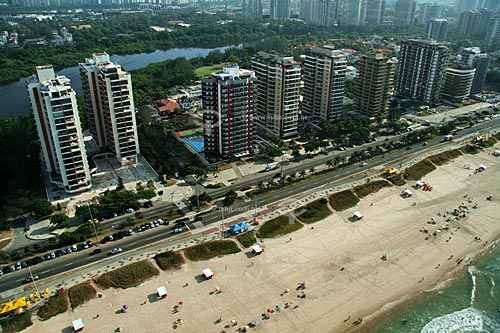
[80,52,140,166]
[302,46,347,121]
[441,66,476,102]
[252,52,301,139]
[27,65,91,193]
[355,52,397,118]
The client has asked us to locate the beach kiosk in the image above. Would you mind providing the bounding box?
[228,222,249,235]
[403,189,413,198]
[415,181,425,189]
[202,268,214,279]
[72,318,84,332]
[252,245,263,255]
[353,211,364,221]
[494,150,500,157]
[156,286,168,299]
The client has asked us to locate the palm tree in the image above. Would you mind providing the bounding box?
[309,167,315,175]
[326,159,334,169]
[299,170,306,179]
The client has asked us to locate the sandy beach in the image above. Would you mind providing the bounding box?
[22,148,500,333]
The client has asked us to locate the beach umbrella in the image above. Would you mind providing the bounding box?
[122,305,128,310]
[252,320,259,326]
[178,301,184,305]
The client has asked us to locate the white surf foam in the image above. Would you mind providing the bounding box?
[468,266,478,306]
[421,307,484,333]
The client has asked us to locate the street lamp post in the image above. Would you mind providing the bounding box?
[220,207,225,239]
[86,203,99,244]
[28,266,40,296]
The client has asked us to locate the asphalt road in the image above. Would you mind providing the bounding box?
[1,118,499,296]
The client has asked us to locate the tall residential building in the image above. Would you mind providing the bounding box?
[80,52,140,166]
[270,0,291,20]
[299,0,316,21]
[394,0,417,25]
[302,46,347,121]
[421,2,442,24]
[477,0,499,10]
[202,65,256,158]
[343,0,367,25]
[27,65,91,193]
[365,0,385,24]
[394,39,449,106]
[455,0,479,13]
[461,47,491,93]
[459,10,492,37]
[441,66,476,102]
[485,10,500,45]
[354,52,397,118]
[252,52,301,139]
[242,0,263,19]
[316,0,341,27]
[427,18,449,41]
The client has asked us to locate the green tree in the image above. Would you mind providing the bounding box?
[31,199,54,217]
[50,213,69,226]
[223,189,238,206]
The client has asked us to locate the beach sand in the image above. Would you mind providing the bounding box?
[23,149,500,333]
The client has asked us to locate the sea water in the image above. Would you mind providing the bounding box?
[371,242,500,333]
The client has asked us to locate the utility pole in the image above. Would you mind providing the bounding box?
[28,266,40,296]
[86,203,99,244]
[253,196,257,223]
[220,207,225,239]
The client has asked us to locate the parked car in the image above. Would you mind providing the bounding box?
[108,248,123,255]
[72,245,78,252]
[175,221,186,228]
[124,208,134,213]
[15,262,22,270]
[24,275,39,283]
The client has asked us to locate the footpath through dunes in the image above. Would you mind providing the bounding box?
[18,149,500,333]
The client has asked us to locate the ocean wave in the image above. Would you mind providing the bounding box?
[468,266,477,306]
[420,307,484,333]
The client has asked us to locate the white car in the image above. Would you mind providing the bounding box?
[24,275,39,283]
[108,248,123,255]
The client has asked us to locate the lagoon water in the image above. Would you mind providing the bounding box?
[0,44,239,119]
[372,241,500,333]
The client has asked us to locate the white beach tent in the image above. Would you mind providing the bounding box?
[252,245,263,255]
[202,268,214,279]
[72,318,84,332]
[157,286,167,298]
[353,211,364,220]
[415,181,425,188]
[494,150,500,157]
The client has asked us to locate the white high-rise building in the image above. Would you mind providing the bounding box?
[270,0,291,20]
[80,52,140,166]
[27,65,91,193]
[252,52,301,139]
[202,65,257,159]
[302,46,347,121]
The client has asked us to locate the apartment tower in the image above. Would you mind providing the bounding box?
[365,0,385,24]
[427,18,449,41]
[252,52,301,139]
[27,65,91,193]
[270,0,291,20]
[394,39,449,106]
[394,0,417,25]
[80,52,140,166]
[461,47,491,93]
[355,52,397,118]
[441,66,476,102]
[202,64,257,158]
[302,46,347,121]
[242,0,263,19]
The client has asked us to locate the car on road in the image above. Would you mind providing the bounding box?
[143,201,154,208]
[124,208,134,213]
[90,248,102,255]
[108,248,123,255]
[174,221,186,228]
[360,162,368,167]
[171,228,184,234]
[24,275,39,283]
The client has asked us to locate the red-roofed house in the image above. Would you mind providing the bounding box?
[157,98,181,118]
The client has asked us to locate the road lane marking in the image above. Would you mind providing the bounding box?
[41,270,51,274]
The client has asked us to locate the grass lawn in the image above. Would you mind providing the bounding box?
[0,310,33,333]
[235,232,257,248]
[95,260,159,289]
[37,290,68,321]
[404,159,436,180]
[427,149,462,166]
[257,215,303,239]
[68,283,97,309]
[354,180,392,198]
[494,132,500,140]
[386,174,406,186]
[154,251,185,270]
[194,64,225,78]
[329,190,360,211]
[295,199,332,224]
[184,240,241,261]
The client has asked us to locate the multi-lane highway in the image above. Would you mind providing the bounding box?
[1,117,499,298]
